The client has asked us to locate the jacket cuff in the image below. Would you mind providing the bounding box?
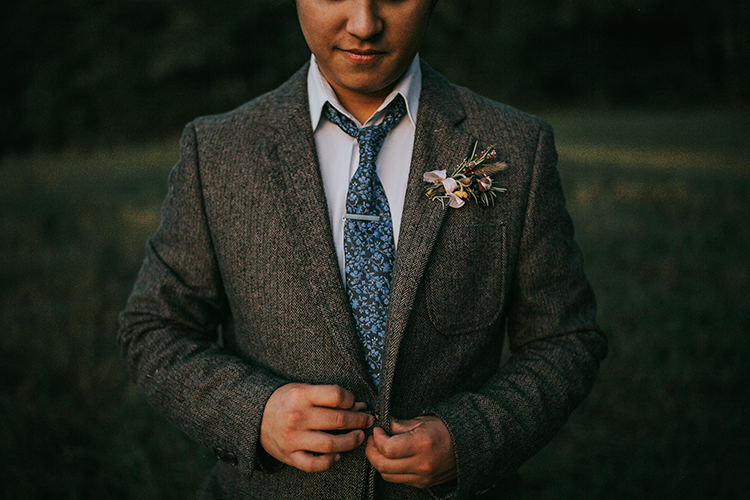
[427,395,505,498]
[200,367,288,477]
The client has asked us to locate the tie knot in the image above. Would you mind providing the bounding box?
[323,95,407,157]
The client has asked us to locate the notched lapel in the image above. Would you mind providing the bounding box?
[380,65,477,399]
[261,74,375,392]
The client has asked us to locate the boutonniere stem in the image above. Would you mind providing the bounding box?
[423,143,507,209]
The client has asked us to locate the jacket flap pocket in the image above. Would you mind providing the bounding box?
[425,218,507,335]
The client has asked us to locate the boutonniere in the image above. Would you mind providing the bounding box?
[423,143,508,208]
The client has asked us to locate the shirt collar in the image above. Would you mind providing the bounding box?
[308,54,422,130]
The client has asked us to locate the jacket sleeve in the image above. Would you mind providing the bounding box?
[118,123,287,476]
[428,121,607,498]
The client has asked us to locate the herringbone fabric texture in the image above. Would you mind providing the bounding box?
[118,63,606,500]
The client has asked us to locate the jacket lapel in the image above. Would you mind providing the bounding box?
[379,64,476,405]
[260,66,375,392]
[253,63,475,401]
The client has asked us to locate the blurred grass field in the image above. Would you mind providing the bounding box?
[1,109,748,499]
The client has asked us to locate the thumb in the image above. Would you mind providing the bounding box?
[389,417,422,435]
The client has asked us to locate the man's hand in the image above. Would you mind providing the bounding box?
[365,415,457,489]
[260,383,374,473]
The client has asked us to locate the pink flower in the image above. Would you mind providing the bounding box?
[478,175,492,192]
[441,177,458,194]
[423,170,447,183]
[447,192,465,208]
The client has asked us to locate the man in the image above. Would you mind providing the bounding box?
[118,1,607,499]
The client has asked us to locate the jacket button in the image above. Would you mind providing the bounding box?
[213,447,239,465]
[223,451,239,465]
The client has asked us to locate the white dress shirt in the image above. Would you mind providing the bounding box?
[307,55,422,280]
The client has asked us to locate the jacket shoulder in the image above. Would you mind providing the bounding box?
[452,84,551,139]
[188,64,309,141]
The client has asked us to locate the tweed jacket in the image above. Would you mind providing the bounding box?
[118,62,607,500]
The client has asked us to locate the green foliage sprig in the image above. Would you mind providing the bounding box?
[423,142,508,209]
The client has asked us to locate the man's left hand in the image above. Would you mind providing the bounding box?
[365,415,457,489]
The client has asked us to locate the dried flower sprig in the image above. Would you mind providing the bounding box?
[423,143,508,209]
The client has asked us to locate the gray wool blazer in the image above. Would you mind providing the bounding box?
[118,61,607,500]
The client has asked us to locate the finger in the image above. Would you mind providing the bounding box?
[378,462,457,489]
[301,429,367,455]
[305,385,358,409]
[306,406,374,432]
[352,401,369,412]
[366,420,457,489]
[370,426,418,459]
[366,434,454,489]
[301,387,374,430]
[390,417,421,435]
[378,471,424,487]
[366,433,421,477]
[288,449,341,473]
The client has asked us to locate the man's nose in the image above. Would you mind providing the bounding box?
[346,0,384,40]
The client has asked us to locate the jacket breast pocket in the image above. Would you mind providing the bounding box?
[424,218,507,336]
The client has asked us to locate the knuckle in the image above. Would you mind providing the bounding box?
[416,433,436,453]
[359,412,373,427]
[287,408,305,426]
[415,461,433,476]
[333,411,348,428]
[318,436,336,454]
[332,386,351,405]
[380,440,397,458]
[289,383,308,399]
[279,428,296,448]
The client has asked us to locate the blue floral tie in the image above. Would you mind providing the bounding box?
[323,95,406,387]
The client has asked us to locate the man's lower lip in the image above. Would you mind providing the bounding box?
[341,51,383,64]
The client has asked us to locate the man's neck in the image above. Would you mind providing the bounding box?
[330,84,396,125]
[307,54,421,130]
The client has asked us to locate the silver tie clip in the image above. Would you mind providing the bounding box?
[343,214,380,222]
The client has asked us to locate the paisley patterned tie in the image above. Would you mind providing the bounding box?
[322,95,407,387]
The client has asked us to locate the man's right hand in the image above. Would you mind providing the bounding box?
[259,383,374,473]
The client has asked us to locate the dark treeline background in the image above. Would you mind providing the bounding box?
[2,1,750,498]
[2,0,748,153]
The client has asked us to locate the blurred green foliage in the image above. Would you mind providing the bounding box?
[3,0,749,152]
